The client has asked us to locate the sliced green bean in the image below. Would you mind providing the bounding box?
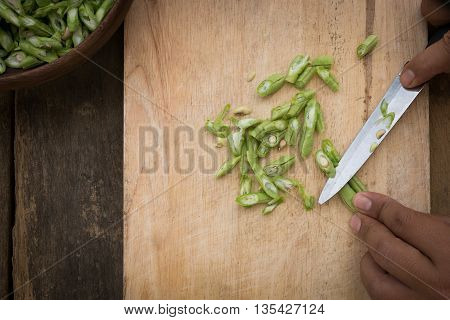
[239,174,252,196]
[316,66,339,92]
[287,89,315,118]
[22,0,35,14]
[261,130,285,148]
[27,35,63,50]
[3,0,24,15]
[271,102,291,120]
[0,49,7,58]
[4,51,41,69]
[249,120,270,140]
[79,2,98,32]
[96,0,115,23]
[316,103,325,133]
[321,139,341,167]
[19,40,58,63]
[262,198,282,215]
[236,192,271,207]
[35,0,52,7]
[216,156,241,178]
[357,35,378,59]
[33,1,67,18]
[0,1,20,27]
[256,142,270,158]
[256,73,285,97]
[0,57,5,74]
[369,142,378,153]
[299,99,319,159]
[338,184,356,212]
[285,118,300,146]
[19,15,53,36]
[205,104,231,138]
[227,129,245,156]
[236,118,261,130]
[247,150,280,199]
[246,134,259,154]
[312,55,333,68]
[315,150,336,178]
[272,176,298,192]
[67,7,80,32]
[49,12,66,33]
[285,54,309,83]
[380,99,388,116]
[384,112,395,129]
[298,183,315,210]
[254,119,288,140]
[294,66,316,89]
[263,155,295,177]
[0,27,14,52]
[348,176,367,193]
[240,142,249,175]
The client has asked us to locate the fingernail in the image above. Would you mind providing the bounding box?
[349,215,361,233]
[401,69,415,87]
[353,193,372,212]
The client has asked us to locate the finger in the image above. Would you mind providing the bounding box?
[421,0,450,27]
[360,252,421,299]
[349,213,436,293]
[353,192,449,260]
[400,32,450,88]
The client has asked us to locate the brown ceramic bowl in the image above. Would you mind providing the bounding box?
[0,0,133,91]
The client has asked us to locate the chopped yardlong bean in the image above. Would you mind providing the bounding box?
[321,139,341,167]
[239,174,252,195]
[316,103,325,133]
[236,192,271,207]
[236,118,261,129]
[299,99,319,159]
[285,54,309,83]
[380,99,388,116]
[0,27,14,52]
[262,198,283,214]
[312,55,333,68]
[256,142,270,158]
[287,89,315,118]
[384,112,395,129]
[315,150,336,178]
[316,66,339,92]
[338,184,357,211]
[271,102,291,120]
[261,130,285,148]
[205,104,231,138]
[294,66,316,89]
[285,118,300,146]
[4,51,41,69]
[357,35,378,59]
[227,129,245,156]
[263,154,295,177]
[96,0,115,23]
[240,142,249,175]
[298,183,315,210]
[256,73,285,97]
[0,1,20,26]
[272,176,298,192]
[19,40,58,63]
[216,156,241,178]
[0,57,5,74]
[28,36,63,50]
[19,15,53,36]
[247,150,280,199]
[348,176,367,193]
[79,2,98,31]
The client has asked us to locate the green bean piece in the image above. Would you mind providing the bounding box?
[299,99,319,159]
[312,55,334,68]
[88,0,103,10]
[247,150,280,199]
[33,1,68,18]
[0,57,5,74]
[68,0,83,8]
[253,119,288,141]
[348,176,367,193]
[315,150,336,178]
[96,0,115,23]
[285,54,309,83]
[205,104,231,138]
[338,184,356,212]
[19,16,53,36]
[316,66,339,92]
[316,103,325,133]
[57,47,71,56]
[294,66,316,89]
[263,154,295,177]
[246,134,259,154]
[19,40,58,63]
[67,7,80,33]
[239,174,252,196]
[79,3,98,32]
[216,156,241,178]
[236,192,271,207]
[27,36,63,50]
[22,0,35,14]
[227,129,245,156]
[271,102,291,120]
[272,176,298,192]
[384,112,395,129]
[236,118,261,130]
[35,0,52,7]
[0,1,20,27]
[256,73,285,97]
[256,142,270,158]
[298,183,315,210]
[4,51,41,69]
[3,0,23,15]
[0,49,7,58]
[49,12,66,33]
[249,120,270,140]
[321,139,341,167]
[380,99,388,116]
[285,118,300,146]
[287,89,315,118]
[240,142,249,175]
[262,198,282,215]
[0,27,14,52]
[261,130,285,148]
[357,35,378,59]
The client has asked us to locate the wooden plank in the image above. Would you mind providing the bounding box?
[12,28,124,299]
[429,74,450,215]
[124,0,429,299]
[0,91,14,299]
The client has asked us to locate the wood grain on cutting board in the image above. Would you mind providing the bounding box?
[124,0,429,299]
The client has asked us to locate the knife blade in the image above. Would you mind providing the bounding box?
[318,74,424,205]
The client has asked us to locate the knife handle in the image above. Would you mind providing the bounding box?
[427,23,450,47]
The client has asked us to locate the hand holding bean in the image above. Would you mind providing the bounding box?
[350,192,450,299]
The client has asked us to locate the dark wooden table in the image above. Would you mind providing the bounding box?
[0,26,448,299]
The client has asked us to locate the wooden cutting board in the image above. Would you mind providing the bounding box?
[124,0,429,299]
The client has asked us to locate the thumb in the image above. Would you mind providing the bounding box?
[400,30,450,88]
